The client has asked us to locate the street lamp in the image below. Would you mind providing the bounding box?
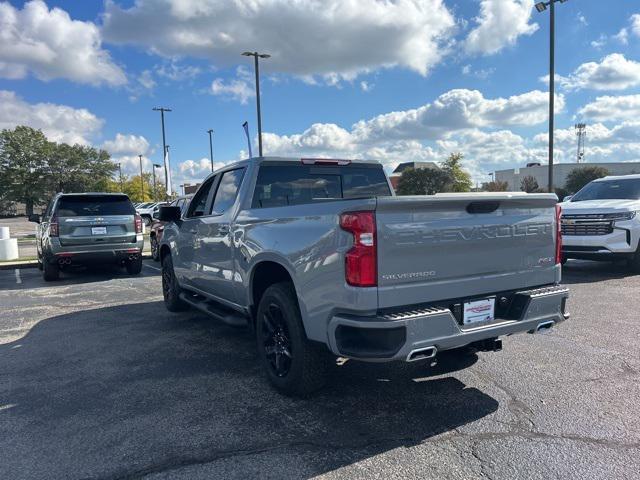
[241,51,271,157]
[207,129,214,172]
[138,154,145,201]
[152,106,172,199]
[152,163,162,201]
[535,0,569,193]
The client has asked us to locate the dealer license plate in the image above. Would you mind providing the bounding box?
[463,298,495,325]
[91,226,107,235]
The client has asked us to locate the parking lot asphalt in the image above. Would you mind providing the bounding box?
[1,260,639,479]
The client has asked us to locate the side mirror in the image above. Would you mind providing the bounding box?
[563,195,573,202]
[28,214,41,223]
[158,206,181,223]
[152,211,160,220]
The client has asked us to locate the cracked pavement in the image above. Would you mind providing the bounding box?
[0,259,639,479]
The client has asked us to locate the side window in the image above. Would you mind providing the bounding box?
[211,169,245,214]
[186,177,216,218]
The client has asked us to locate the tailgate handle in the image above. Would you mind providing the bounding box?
[466,201,500,214]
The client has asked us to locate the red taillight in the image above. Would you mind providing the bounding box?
[135,214,143,234]
[555,204,562,265]
[339,211,377,287]
[49,217,59,237]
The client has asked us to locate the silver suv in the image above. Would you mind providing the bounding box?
[30,193,144,281]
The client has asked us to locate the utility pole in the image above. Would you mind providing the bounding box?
[242,51,270,157]
[152,164,162,201]
[575,123,586,163]
[138,154,145,201]
[207,129,214,172]
[153,107,172,199]
[536,0,568,193]
[117,163,123,191]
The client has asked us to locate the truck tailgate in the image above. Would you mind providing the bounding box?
[375,193,560,309]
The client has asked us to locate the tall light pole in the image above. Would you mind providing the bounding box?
[117,163,123,191]
[242,51,270,157]
[138,154,145,201]
[152,163,162,201]
[207,129,214,172]
[153,107,172,199]
[536,0,568,193]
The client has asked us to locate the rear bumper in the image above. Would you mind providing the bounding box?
[327,285,569,362]
[44,237,144,265]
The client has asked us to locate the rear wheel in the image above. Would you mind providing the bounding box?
[161,254,188,312]
[43,259,59,281]
[150,235,160,261]
[256,282,327,397]
[126,255,143,275]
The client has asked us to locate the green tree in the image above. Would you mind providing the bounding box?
[520,175,539,193]
[0,126,51,216]
[483,180,510,192]
[441,152,472,192]
[48,143,116,193]
[396,167,454,195]
[564,166,610,194]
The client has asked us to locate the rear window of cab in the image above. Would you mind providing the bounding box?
[252,164,391,208]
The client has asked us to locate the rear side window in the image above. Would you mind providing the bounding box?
[251,164,391,208]
[55,196,135,217]
[212,169,246,214]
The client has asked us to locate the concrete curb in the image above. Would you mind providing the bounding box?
[0,253,153,270]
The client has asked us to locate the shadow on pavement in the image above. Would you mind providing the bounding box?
[561,259,637,284]
[0,301,497,479]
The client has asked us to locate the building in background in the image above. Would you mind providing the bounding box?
[388,161,440,190]
[495,162,640,191]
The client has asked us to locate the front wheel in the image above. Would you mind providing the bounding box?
[256,282,327,397]
[150,235,160,261]
[161,254,188,312]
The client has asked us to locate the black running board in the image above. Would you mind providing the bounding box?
[179,292,248,328]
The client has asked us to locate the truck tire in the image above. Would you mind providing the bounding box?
[43,259,59,281]
[126,255,143,275]
[628,252,640,273]
[256,282,327,397]
[161,254,188,312]
[150,235,160,261]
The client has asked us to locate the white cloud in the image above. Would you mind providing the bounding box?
[553,54,640,91]
[631,14,640,37]
[0,90,103,144]
[360,81,373,92]
[577,13,588,26]
[176,158,225,185]
[465,0,538,55]
[351,89,562,142]
[578,95,640,123]
[210,78,254,104]
[102,133,151,156]
[102,0,456,80]
[613,28,628,45]
[155,60,201,81]
[138,70,156,90]
[0,0,126,86]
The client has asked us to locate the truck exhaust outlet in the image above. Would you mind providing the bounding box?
[406,346,437,362]
[536,321,554,333]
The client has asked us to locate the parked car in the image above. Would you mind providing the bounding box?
[136,202,161,226]
[561,174,640,270]
[158,157,568,396]
[29,193,144,281]
[149,195,192,261]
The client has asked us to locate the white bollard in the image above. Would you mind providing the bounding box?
[0,238,19,261]
[0,226,10,240]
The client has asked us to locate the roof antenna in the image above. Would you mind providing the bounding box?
[242,121,253,158]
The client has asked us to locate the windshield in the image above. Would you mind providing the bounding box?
[571,178,640,202]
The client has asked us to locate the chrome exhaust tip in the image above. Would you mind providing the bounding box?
[536,320,554,333]
[406,346,437,362]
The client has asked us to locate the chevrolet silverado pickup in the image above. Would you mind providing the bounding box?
[561,174,640,271]
[158,157,569,396]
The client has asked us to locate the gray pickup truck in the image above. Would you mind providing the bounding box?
[158,157,568,396]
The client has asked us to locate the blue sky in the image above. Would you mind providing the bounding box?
[1,0,639,189]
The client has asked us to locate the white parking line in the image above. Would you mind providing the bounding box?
[144,263,161,272]
[14,269,22,284]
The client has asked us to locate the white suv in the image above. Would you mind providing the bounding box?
[560,174,640,271]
